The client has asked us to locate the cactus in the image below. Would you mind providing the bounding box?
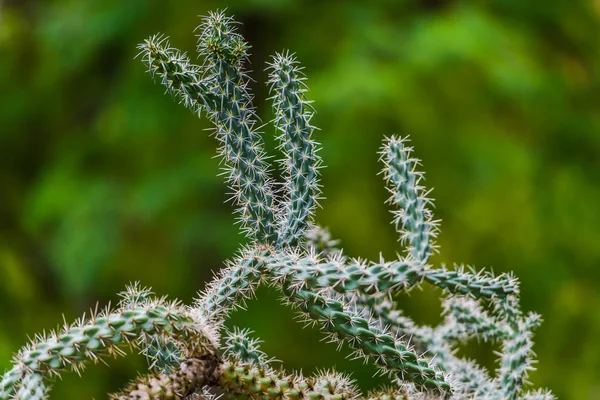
[0,9,554,400]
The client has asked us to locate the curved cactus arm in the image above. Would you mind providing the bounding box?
[381,136,439,264]
[421,264,519,300]
[219,358,358,400]
[195,11,279,244]
[267,52,322,248]
[268,279,452,396]
[290,289,451,396]
[109,347,220,400]
[498,312,542,400]
[265,252,518,301]
[0,300,213,400]
[204,248,452,395]
[137,35,215,116]
[194,247,264,323]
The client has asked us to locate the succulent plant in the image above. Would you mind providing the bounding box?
[0,10,553,400]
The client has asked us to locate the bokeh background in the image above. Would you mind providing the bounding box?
[1,0,599,398]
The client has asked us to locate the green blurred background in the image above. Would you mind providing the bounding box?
[1,0,599,398]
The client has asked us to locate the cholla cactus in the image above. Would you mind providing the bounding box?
[0,10,553,400]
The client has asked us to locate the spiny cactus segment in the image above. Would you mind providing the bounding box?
[222,327,272,366]
[0,9,553,400]
[268,51,322,248]
[1,296,216,400]
[381,137,439,264]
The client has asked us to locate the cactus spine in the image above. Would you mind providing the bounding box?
[0,9,554,400]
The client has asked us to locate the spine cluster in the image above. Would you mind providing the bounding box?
[0,10,553,400]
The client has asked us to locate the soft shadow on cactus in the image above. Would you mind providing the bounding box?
[0,10,553,400]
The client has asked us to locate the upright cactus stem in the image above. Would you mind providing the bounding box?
[268,52,322,248]
[196,11,279,244]
[499,312,543,400]
[382,136,439,264]
[1,9,553,400]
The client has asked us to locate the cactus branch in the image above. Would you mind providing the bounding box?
[268,52,322,248]
[0,300,213,400]
[498,313,542,400]
[381,136,439,264]
[195,247,264,323]
[266,252,518,301]
[195,11,279,244]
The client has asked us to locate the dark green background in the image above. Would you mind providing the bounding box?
[1,1,599,398]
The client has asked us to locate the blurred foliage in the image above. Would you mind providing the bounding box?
[1,0,599,398]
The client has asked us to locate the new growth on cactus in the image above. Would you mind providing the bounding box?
[0,10,554,400]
